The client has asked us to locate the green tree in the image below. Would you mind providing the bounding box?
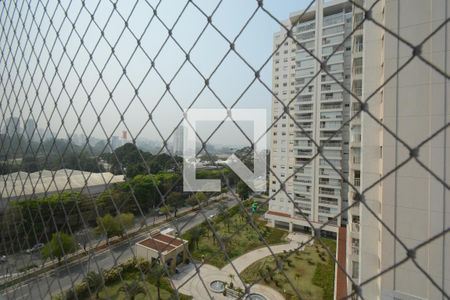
[159,206,173,220]
[148,264,166,300]
[41,232,78,262]
[237,180,251,200]
[186,192,207,209]
[117,213,135,230]
[188,227,205,251]
[95,213,135,242]
[119,281,146,300]
[166,192,184,217]
[218,203,231,232]
[83,271,104,298]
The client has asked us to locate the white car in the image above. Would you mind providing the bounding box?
[26,243,44,254]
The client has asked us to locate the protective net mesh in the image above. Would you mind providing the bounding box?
[0,0,449,299]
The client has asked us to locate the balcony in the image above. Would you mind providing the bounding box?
[353,87,362,97]
[297,104,313,111]
[320,168,340,177]
[319,188,339,196]
[354,43,363,53]
[323,14,345,27]
[353,156,361,164]
[354,178,360,187]
[320,132,342,139]
[296,22,315,33]
[320,113,342,120]
[352,223,360,233]
[296,150,313,157]
[319,178,341,187]
[321,103,342,110]
[353,65,363,75]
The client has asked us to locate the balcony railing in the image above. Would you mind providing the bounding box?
[323,14,344,27]
[354,43,363,53]
[353,156,361,164]
[353,65,363,74]
[319,189,338,196]
[354,178,361,187]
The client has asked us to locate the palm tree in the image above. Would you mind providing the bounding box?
[218,204,232,232]
[148,264,166,300]
[83,271,104,299]
[119,281,146,300]
[189,227,203,250]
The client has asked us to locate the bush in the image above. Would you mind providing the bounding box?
[103,266,123,284]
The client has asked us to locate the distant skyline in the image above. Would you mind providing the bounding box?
[0,0,310,147]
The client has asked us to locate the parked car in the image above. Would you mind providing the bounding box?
[0,255,6,263]
[26,243,44,254]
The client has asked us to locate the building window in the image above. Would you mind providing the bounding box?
[352,261,359,279]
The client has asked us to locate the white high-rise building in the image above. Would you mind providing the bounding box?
[347,0,450,299]
[267,1,449,299]
[266,0,352,237]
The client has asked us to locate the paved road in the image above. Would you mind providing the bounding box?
[1,197,238,300]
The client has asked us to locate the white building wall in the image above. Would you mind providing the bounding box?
[267,0,352,235]
[359,0,450,299]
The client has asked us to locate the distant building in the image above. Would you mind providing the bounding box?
[135,231,188,271]
[111,135,120,150]
[266,0,352,237]
[172,126,184,155]
[4,117,21,137]
[24,119,37,141]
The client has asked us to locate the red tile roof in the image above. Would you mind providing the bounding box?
[153,233,184,247]
[138,233,185,253]
[138,238,175,252]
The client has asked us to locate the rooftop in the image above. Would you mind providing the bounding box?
[137,233,187,254]
[0,169,124,199]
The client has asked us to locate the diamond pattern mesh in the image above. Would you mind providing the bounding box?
[0,0,449,299]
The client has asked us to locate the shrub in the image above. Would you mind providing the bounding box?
[103,266,123,284]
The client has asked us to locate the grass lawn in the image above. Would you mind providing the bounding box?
[98,280,171,300]
[182,203,288,268]
[241,239,336,300]
[98,272,192,300]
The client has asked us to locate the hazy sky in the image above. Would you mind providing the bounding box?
[0,0,311,148]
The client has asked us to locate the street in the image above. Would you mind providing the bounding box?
[1,197,238,300]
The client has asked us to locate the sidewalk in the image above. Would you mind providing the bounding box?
[222,232,310,275]
[0,193,232,288]
[172,233,311,300]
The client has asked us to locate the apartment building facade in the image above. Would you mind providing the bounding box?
[347,0,450,299]
[266,0,352,237]
[267,0,449,299]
